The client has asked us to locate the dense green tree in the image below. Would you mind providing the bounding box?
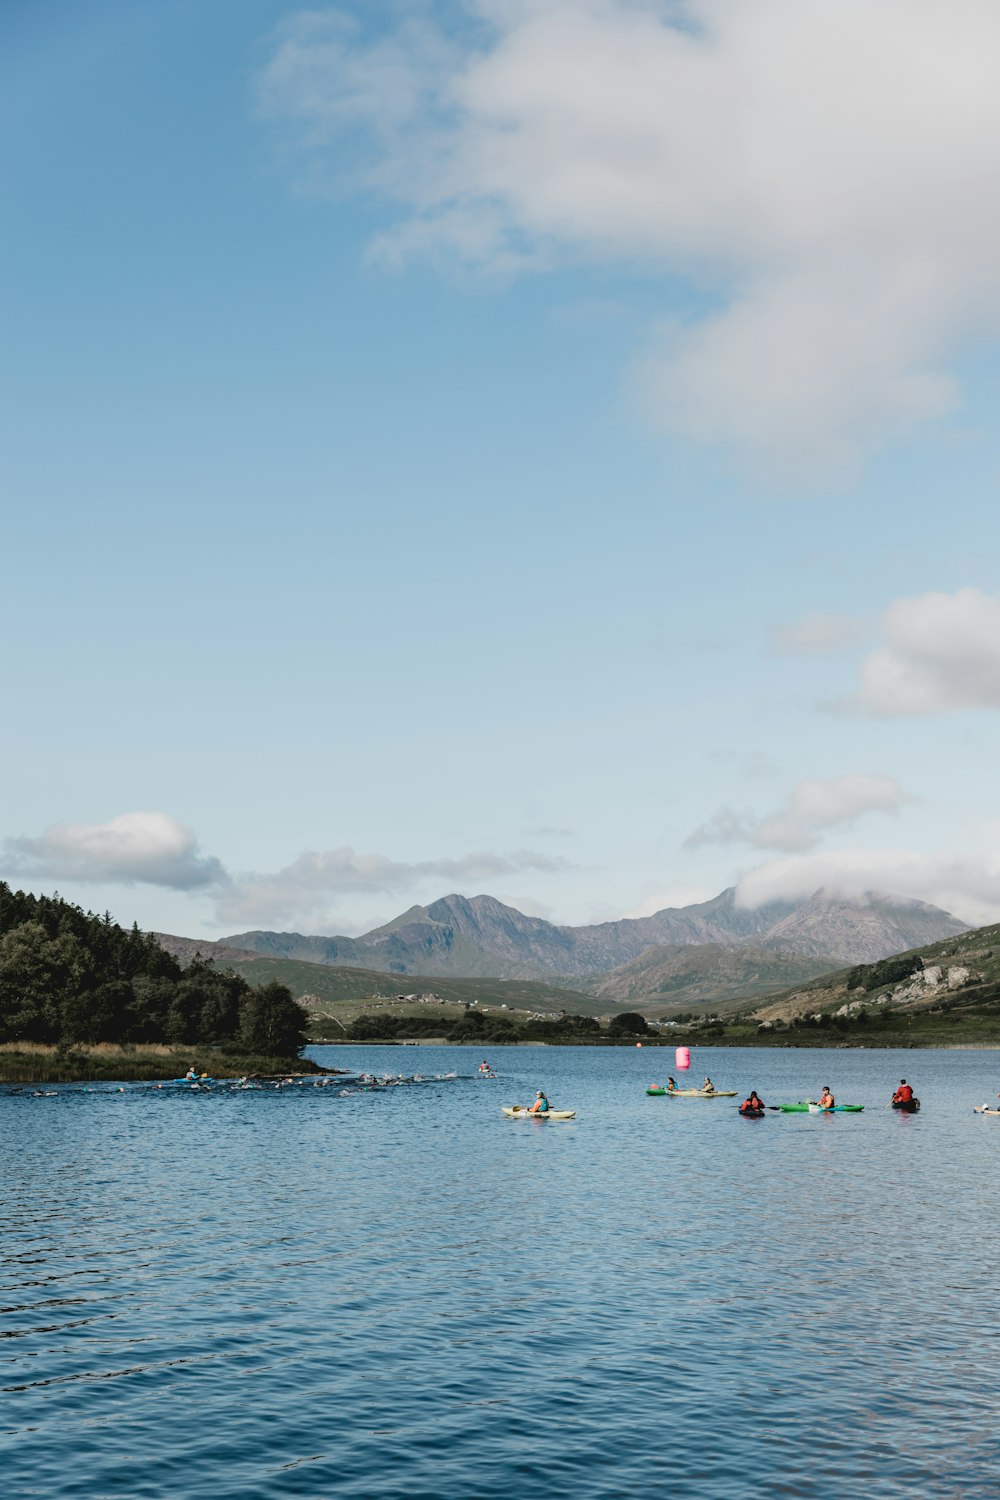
[607,1011,652,1037]
[0,882,308,1056]
[239,981,307,1056]
[348,1013,400,1040]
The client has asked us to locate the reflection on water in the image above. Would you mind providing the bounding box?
[3,1045,1000,1498]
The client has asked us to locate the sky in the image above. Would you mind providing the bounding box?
[3,0,1000,939]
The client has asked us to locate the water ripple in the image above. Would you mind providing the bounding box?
[3,1047,1000,1496]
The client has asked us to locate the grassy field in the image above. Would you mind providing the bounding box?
[214,955,611,1020]
[0,1043,330,1084]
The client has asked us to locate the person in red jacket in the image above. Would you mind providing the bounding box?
[892,1080,914,1104]
[740,1090,765,1115]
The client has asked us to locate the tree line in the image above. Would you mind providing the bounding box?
[0,883,306,1055]
[341,1009,654,1042]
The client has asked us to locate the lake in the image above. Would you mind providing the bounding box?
[3,1044,1000,1498]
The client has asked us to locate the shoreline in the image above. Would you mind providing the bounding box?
[0,1044,341,1085]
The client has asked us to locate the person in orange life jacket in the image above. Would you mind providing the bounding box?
[740,1091,765,1114]
[818,1086,835,1110]
[666,1076,678,1093]
[892,1080,914,1104]
[528,1090,550,1114]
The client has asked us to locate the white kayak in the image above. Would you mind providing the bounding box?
[502,1106,576,1120]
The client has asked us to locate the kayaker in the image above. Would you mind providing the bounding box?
[702,1076,715,1094]
[185,1065,198,1081]
[892,1079,914,1105]
[479,1060,491,1074]
[818,1085,835,1111]
[740,1091,765,1114]
[666,1076,678,1093]
[528,1090,550,1114]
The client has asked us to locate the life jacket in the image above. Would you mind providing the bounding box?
[895,1084,913,1102]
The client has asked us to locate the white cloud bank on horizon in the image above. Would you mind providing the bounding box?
[260,0,1000,467]
[855,587,1000,715]
[3,813,228,891]
[0,813,568,931]
[214,846,568,929]
[734,848,1000,929]
[685,774,907,853]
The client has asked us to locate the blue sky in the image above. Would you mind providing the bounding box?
[4,0,1000,938]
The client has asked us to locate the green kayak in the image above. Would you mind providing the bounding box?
[778,1102,864,1113]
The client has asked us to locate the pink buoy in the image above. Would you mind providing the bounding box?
[636,1041,643,1048]
[675,1045,690,1070]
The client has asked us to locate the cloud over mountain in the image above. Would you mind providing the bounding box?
[262,0,1000,466]
[736,848,1000,929]
[685,774,907,853]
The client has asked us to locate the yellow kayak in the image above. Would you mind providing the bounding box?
[502,1106,576,1120]
[647,1087,737,1098]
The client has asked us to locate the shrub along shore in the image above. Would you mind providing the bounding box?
[332,1006,1000,1049]
[0,1043,332,1084]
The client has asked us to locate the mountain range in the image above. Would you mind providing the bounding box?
[221,887,967,1002]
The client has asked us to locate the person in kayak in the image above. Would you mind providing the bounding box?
[702,1076,715,1094]
[185,1065,198,1081]
[666,1076,678,1093]
[892,1080,914,1105]
[528,1090,550,1114]
[740,1091,765,1114]
[818,1085,835,1110]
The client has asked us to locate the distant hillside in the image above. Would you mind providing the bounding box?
[581,942,844,1013]
[747,921,1000,1025]
[155,934,611,1019]
[223,886,967,983]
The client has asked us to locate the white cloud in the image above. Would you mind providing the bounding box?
[260,0,1000,466]
[735,848,1000,928]
[4,813,228,891]
[856,587,1000,714]
[215,845,568,928]
[685,774,907,852]
[1,812,568,930]
[771,611,864,655]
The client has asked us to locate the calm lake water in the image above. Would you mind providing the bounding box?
[3,1044,1000,1498]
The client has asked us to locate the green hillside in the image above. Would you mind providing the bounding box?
[204,953,613,1022]
[579,942,844,1013]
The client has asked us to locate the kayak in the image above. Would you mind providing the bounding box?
[892,1099,920,1112]
[646,1087,737,1098]
[739,1107,766,1118]
[168,1076,214,1085]
[974,1106,1000,1115]
[502,1106,576,1120]
[778,1102,863,1113]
